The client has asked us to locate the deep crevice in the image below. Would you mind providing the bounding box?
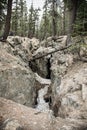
[29,60,38,73]
[29,58,51,79]
[44,95,52,108]
[46,58,51,79]
[29,57,52,110]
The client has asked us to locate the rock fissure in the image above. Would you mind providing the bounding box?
[0,36,87,130]
[28,54,52,111]
[46,58,51,79]
[33,73,52,112]
[29,57,52,80]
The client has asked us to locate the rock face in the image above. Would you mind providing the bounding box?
[31,36,67,78]
[50,52,74,103]
[52,62,87,118]
[49,36,87,119]
[7,36,33,62]
[1,119,24,130]
[0,50,35,106]
[0,98,87,130]
[0,35,87,130]
[30,35,87,124]
[0,37,35,107]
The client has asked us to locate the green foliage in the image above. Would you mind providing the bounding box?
[39,13,52,40]
[0,0,7,9]
[28,3,40,38]
[63,0,87,37]
[0,0,86,41]
[11,0,28,36]
[39,0,63,40]
[73,0,87,36]
[63,0,73,10]
[67,37,87,55]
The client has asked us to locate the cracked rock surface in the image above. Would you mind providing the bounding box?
[0,36,87,130]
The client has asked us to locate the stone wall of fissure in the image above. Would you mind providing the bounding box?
[0,36,87,130]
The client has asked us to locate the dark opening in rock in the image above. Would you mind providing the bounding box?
[32,90,38,108]
[46,58,51,79]
[29,60,38,73]
[34,92,38,106]
[44,94,52,108]
[29,58,51,79]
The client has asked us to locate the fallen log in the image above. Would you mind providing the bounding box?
[30,44,72,61]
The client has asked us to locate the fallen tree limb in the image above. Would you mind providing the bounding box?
[30,44,72,61]
[7,40,15,48]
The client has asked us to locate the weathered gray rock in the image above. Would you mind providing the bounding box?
[70,36,87,61]
[0,98,87,130]
[51,61,87,119]
[40,35,67,48]
[32,46,54,58]
[29,37,40,53]
[0,49,35,107]
[34,73,51,111]
[0,35,87,130]
[84,36,87,44]
[35,73,51,88]
[50,51,74,104]
[1,119,23,130]
[7,36,33,63]
[44,36,87,120]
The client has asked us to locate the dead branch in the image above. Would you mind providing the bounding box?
[30,44,72,61]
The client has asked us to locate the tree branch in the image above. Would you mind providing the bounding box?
[30,44,72,61]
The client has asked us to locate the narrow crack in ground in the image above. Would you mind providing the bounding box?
[29,57,53,113]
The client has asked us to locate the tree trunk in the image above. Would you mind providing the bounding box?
[15,0,18,35]
[20,0,24,36]
[63,2,66,35]
[0,9,3,31]
[67,0,78,44]
[3,0,13,40]
[44,11,47,38]
[52,0,57,37]
[44,0,48,39]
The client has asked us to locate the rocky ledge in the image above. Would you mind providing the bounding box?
[0,97,87,130]
[0,36,87,130]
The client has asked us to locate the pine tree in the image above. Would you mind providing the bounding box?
[0,0,7,34]
[62,1,66,35]
[28,3,34,38]
[47,0,58,37]
[11,0,28,36]
[3,0,13,40]
[19,0,24,36]
[33,8,40,38]
[23,0,28,36]
[43,0,49,38]
[67,0,78,43]
[28,3,40,38]
[74,0,87,35]
[11,0,19,35]
[63,0,87,43]
[39,0,51,40]
[51,0,58,37]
